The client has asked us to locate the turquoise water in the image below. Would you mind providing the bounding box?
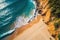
[0,0,35,39]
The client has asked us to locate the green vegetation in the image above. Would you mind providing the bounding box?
[49,0,60,30]
[54,21,60,30]
[49,0,60,18]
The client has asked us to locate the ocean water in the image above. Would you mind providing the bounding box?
[0,0,35,39]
